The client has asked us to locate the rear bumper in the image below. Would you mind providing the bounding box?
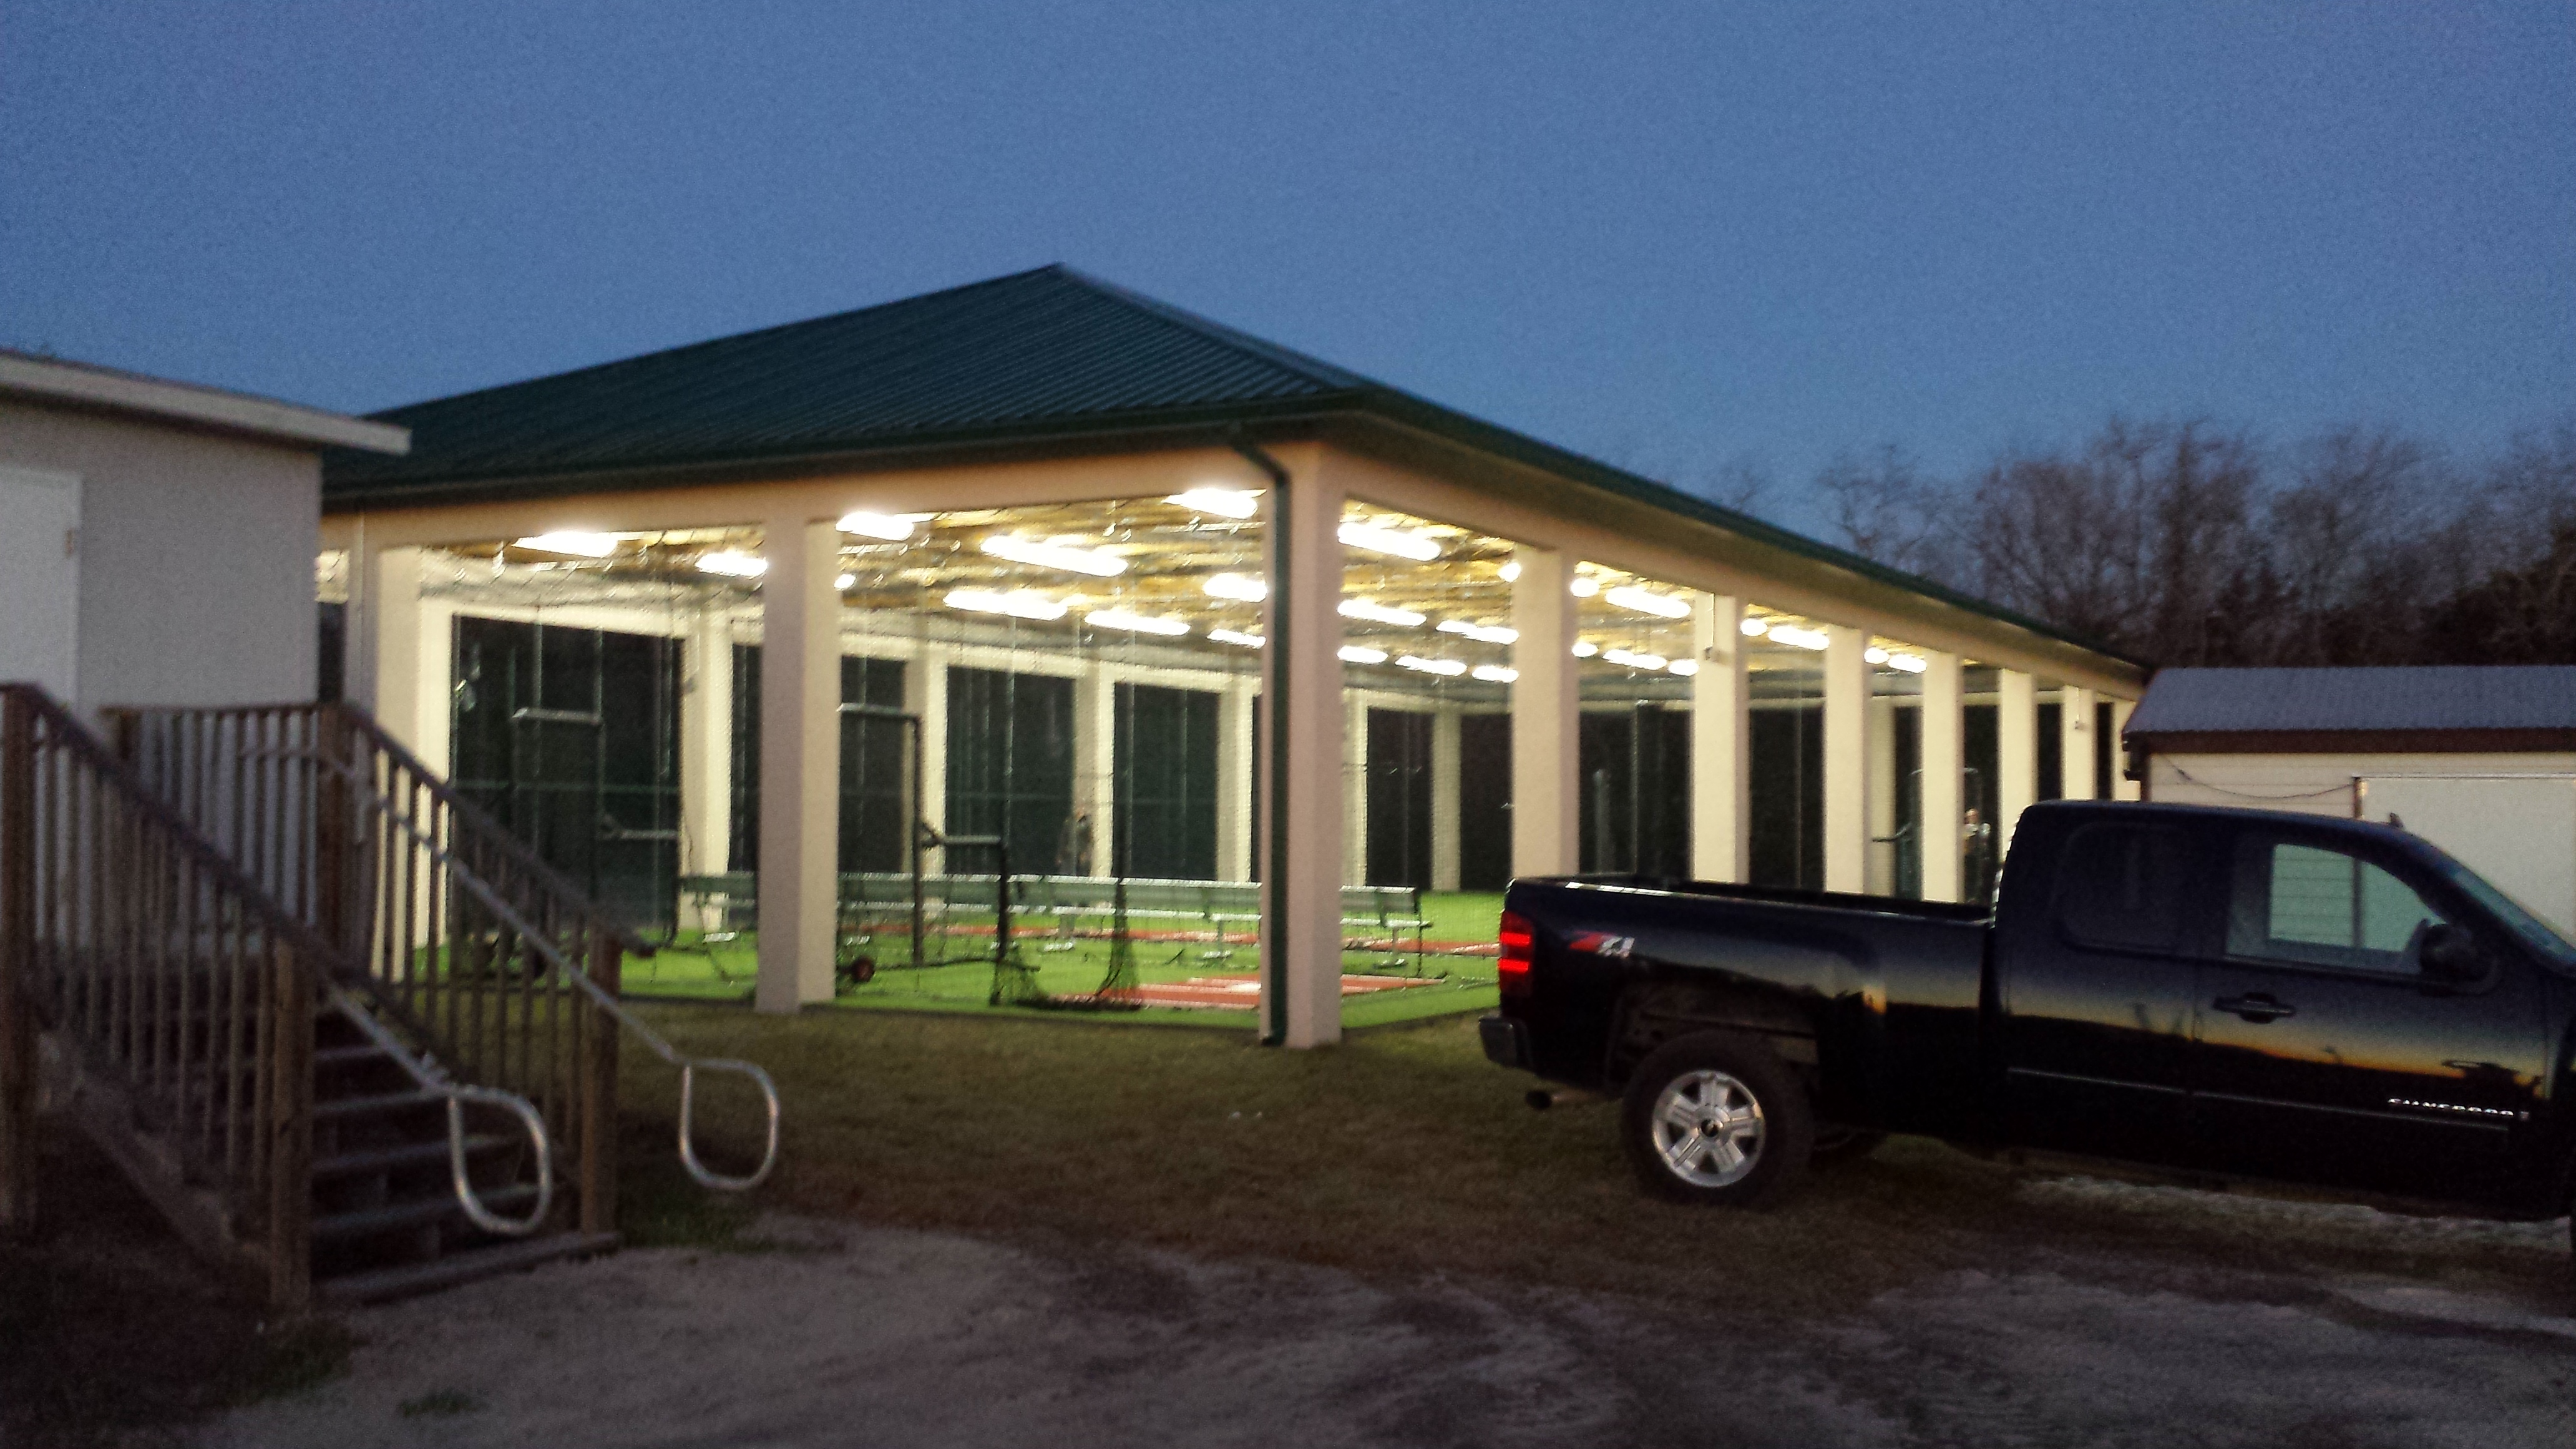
[1479,1014,1532,1071]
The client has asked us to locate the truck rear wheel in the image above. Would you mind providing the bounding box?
[1621,1033,1815,1208]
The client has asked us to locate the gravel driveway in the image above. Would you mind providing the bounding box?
[198,1186,2575,1449]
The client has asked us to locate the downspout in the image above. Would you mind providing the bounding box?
[1231,431,1294,1047]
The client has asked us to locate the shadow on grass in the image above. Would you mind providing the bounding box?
[616,1002,2571,1322]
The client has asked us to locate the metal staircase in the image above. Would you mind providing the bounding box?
[0,686,776,1309]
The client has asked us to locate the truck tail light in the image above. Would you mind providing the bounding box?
[1498,909,1534,998]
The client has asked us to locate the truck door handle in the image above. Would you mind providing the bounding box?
[2215,994,2295,1023]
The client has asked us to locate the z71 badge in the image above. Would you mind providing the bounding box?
[1566,932,1636,959]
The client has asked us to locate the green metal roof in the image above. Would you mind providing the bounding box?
[323,265,2137,668]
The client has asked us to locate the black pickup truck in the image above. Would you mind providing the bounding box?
[1483,801,2576,1239]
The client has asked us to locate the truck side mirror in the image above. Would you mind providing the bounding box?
[2419,922,2484,982]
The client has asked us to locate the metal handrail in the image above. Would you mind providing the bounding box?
[320,983,555,1236]
[286,749,780,1191]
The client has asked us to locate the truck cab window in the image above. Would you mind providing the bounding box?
[2227,838,2444,975]
[2052,824,2190,951]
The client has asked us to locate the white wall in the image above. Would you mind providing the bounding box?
[1,399,320,716]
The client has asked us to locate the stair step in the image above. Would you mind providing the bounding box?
[312,1182,543,1241]
[312,1134,512,1181]
[316,1231,619,1307]
[313,1088,446,1121]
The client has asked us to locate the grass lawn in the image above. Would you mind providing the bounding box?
[613,1002,2559,1320]
[620,890,1508,1030]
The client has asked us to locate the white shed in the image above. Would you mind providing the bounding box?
[2122,665,2576,935]
[0,351,407,717]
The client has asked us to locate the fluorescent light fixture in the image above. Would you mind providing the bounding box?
[1498,560,1523,582]
[1396,655,1468,676]
[1203,573,1267,602]
[1739,617,1770,638]
[1208,628,1266,648]
[1604,585,1690,619]
[837,512,917,541]
[1436,619,1518,645]
[1166,489,1261,519]
[1471,664,1519,683]
[1337,645,1388,665]
[1571,640,1600,658]
[514,532,618,558]
[834,573,856,590]
[1767,624,1830,651]
[1085,608,1190,637]
[1863,645,1890,665]
[1337,522,1442,561]
[981,534,1126,577]
[1339,598,1425,628]
[1667,659,1700,676]
[945,587,1067,621]
[697,550,768,578]
[1601,648,1637,666]
[1569,576,1601,598]
[1885,653,1928,674]
[1633,653,1668,670]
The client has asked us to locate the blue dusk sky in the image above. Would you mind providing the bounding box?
[4,2,2570,530]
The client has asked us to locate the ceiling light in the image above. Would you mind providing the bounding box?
[1471,665,1518,683]
[1436,619,1518,645]
[1633,653,1668,670]
[1601,648,1637,666]
[1667,659,1700,676]
[697,551,768,578]
[1085,608,1191,637]
[1337,522,1442,561]
[1571,640,1600,658]
[834,573,856,590]
[1337,645,1388,665]
[1166,489,1261,519]
[1208,628,1266,648]
[1396,655,1468,676]
[1498,560,1523,582]
[1569,576,1601,598]
[837,512,917,541]
[1767,624,1830,651]
[1864,645,1890,665]
[1604,585,1689,619]
[1339,598,1426,627]
[1886,653,1928,674]
[982,534,1126,577]
[514,532,619,558]
[1739,617,1770,638]
[945,587,1067,621]
[1203,573,1267,602]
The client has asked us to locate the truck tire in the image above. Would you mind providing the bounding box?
[1621,1033,1815,1208]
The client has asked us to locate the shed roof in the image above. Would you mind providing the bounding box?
[2126,666,2576,738]
[319,265,2132,666]
[2,349,409,455]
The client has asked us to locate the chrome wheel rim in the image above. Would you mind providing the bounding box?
[1649,1070,1765,1188]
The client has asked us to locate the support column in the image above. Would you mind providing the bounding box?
[1510,546,1580,877]
[2059,685,2097,801]
[1998,669,2037,859]
[1343,694,1370,887]
[754,520,840,1013]
[412,598,456,779]
[680,608,734,882]
[1215,680,1256,881]
[1919,652,1965,903]
[351,546,423,750]
[1257,462,1345,1049]
[1071,664,1113,876]
[904,644,949,842]
[1865,693,1898,895]
[1822,625,1871,894]
[1690,596,1750,884]
[1429,706,1461,892]
[2110,698,2142,801]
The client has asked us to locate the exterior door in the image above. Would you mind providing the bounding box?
[0,466,80,701]
[1994,817,2208,1165]
[2193,827,2542,1203]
